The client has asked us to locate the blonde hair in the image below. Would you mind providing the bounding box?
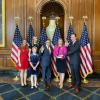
[32,36,38,45]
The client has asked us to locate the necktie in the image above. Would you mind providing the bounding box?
[47,46,51,54]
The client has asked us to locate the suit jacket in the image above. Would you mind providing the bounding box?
[40,45,52,67]
[68,41,80,65]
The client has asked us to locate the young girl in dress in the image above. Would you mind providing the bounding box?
[29,46,40,89]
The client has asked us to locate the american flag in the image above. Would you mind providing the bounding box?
[27,24,34,47]
[52,26,61,77]
[52,26,61,46]
[67,23,74,45]
[66,24,74,75]
[39,27,48,47]
[80,23,93,78]
[11,25,22,64]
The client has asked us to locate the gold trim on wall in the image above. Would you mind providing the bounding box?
[0,0,5,47]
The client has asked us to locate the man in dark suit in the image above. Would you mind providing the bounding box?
[40,39,52,90]
[67,34,81,93]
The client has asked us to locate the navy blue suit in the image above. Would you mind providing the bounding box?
[68,41,81,88]
[40,46,52,85]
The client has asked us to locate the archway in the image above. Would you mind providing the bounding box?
[35,0,69,40]
[40,1,65,39]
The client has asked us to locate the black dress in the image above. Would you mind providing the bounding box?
[29,53,40,75]
[56,58,67,73]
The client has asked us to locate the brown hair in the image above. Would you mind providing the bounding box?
[20,41,29,51]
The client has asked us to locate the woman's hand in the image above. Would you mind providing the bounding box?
[57,55,63,58]
[19,62,21,67]
[33,67,36,70]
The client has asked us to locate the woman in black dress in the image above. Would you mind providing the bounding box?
[53,39,67,88]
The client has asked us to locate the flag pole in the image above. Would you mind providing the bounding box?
[82,16,89,84]
[13,17,20,81]
[52,17,61,82]
[26,16,33,82]
[67,16,74,83]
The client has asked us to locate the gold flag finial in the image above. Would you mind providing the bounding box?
[28,16,33,25]
[14,17,20,25]
[42,16,46,27]
[82,16,88,23]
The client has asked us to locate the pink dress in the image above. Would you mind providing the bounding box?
[53,45,67,73]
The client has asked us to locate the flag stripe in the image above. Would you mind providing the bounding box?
[80,53,88,74]
[81,64,87,76]
[66,56,71,74]
[84,46,92,68]
[82,47,92,72]
[11,53,18,63]
[80,48,90,73]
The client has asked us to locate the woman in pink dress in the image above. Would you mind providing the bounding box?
[53,38,67,88]
[17,40,29,87]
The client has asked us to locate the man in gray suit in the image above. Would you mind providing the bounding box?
[67,34,81,93]
[40,39,52,90]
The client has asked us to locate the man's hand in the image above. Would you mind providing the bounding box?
[65,41,69,47]
[40,46,44,53]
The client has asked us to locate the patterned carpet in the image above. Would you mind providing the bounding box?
[0,78,100,100]
[0,70,100,100]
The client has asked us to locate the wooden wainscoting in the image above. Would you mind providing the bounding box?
[0,0,99,73]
